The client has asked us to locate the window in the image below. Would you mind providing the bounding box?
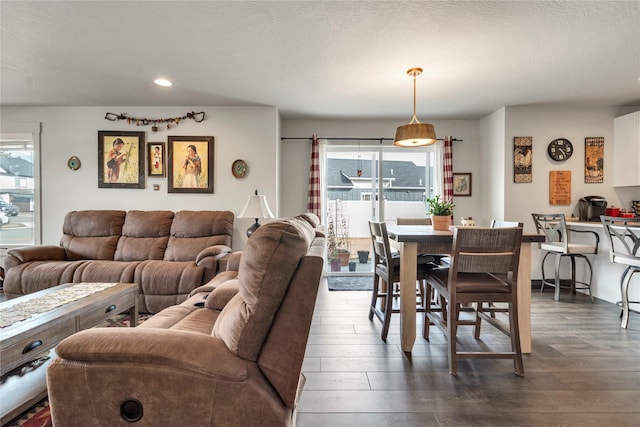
[323,142,437,274]
[0,123,41,249]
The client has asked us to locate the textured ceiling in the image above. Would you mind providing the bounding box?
[1,1,639,119]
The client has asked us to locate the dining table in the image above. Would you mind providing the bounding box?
[387,224,545,354]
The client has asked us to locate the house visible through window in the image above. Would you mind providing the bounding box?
[1,124,41,249]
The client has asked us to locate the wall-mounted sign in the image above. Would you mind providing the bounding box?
[549,170,571,205]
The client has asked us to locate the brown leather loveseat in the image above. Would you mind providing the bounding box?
[3,210,234,313]
[46,213,325,426]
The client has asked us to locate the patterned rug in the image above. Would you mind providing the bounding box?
[2,313,150,427]
[327,275,373,291]
[6,400,51,427]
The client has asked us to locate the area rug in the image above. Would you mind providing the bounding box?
[327,275,373,291]
[3,313,149,427]
[6,399,50,427]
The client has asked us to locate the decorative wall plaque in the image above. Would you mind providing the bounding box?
[549,170,571,205]
[585,137,604,183]
[514,136,532,183]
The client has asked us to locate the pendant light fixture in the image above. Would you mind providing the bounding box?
[393,67,437,147]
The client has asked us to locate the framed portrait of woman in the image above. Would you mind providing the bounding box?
[98,130,145,189]
[167,136,214,193]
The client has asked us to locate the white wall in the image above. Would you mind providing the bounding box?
[502,105,639,230]
[3,104,638,304]
[0,106,280,250]
[479,107,507,226]
[495,105,640,304]
[280,118,481,220]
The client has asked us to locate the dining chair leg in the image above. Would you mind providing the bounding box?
[473,302,482,339]
[509,301,524,376]
[448,301,458,376]
[369,274,379,321]
[570,256,577,295]
[381,278,393,341]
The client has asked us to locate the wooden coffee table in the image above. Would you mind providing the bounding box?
[0,282,138,424]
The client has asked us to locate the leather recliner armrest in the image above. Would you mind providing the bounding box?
[195,245,232,264]
[55,328,250,379]
[224,252,243,272]
[4,245,67,270]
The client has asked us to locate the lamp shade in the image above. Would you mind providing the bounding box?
[394,123,437,147]
[238,194,274,219]
[393,67,437,147]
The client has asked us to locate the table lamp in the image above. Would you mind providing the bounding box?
[238,189,274,237]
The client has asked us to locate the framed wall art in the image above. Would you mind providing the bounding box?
[167,136,214,193]
[453,173,472,196]
[584,137,604,183]
[513,136,532,183]
[147,142,166,177]
[98,131,145,189]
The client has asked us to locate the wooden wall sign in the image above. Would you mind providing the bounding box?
[549,171,571,205]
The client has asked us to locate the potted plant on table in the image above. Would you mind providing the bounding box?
[426,194,455,231]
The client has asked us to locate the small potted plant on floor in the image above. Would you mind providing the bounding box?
[328,199,352,267]
[426,194,455,231]
[326,214,342,272]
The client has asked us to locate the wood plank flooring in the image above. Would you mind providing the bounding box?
[297,280,640,426]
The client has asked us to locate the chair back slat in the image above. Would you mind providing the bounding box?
[531,213,568,251]
[491,220,523,228]
[600,216,640,263]
[450,227,523,276]
[368,221,395,271]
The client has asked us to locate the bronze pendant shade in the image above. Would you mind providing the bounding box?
[394,68,437,147]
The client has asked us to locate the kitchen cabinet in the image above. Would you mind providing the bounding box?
[613,111,640,187]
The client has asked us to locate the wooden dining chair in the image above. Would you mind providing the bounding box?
[600,215,640,328]
[368,221,436,341]
[423,226,525,376]
[482,220,524,318]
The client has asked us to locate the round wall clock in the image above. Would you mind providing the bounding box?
[232,159,248,178]
[547,138,573,161]
[67,156,81,170]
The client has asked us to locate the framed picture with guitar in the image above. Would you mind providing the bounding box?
[98,130,145,189]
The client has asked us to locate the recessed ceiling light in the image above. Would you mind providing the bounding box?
[154,78,172,87]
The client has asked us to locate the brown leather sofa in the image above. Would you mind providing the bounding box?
[3,210,234,313]
[46,213,324,427]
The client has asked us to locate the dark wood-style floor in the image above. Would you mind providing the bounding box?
[297,281,640,426]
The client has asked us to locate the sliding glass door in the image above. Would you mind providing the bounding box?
[324,143,435,275]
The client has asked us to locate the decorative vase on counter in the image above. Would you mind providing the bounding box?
[431,215,452,231]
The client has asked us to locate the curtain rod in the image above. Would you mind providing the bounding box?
[281,137,463,142]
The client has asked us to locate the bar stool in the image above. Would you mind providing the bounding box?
[600,216,640,328]
[531,213,599,302]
